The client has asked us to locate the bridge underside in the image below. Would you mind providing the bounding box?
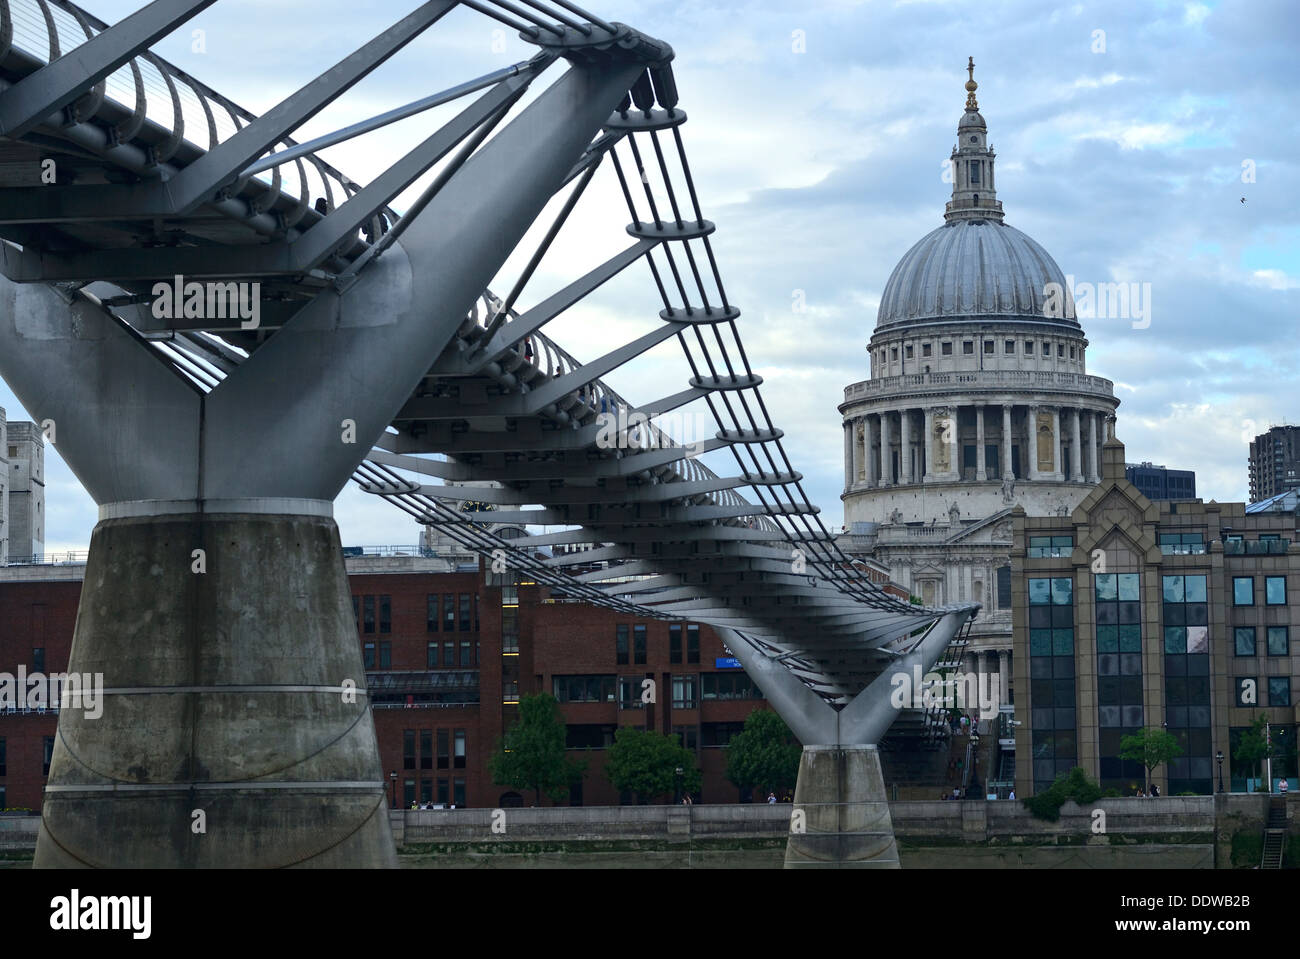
[0,0,978,867]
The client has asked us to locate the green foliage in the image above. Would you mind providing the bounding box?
[1230,830,1263,868]
[605,727,702,803]
[1022,767,1103,821]
[1101,788,1122,798]
[488,693,585,804]
[1119,727,1184,787]
[724,710,800,794]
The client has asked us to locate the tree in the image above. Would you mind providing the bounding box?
[725,710,800,797]
[605,727,701,803]
[1231,714,1294,791]
[1119,727,1183,792]
[488,693,584,805]
[1022,766,1102,821]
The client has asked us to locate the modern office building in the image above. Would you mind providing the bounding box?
[1249,425,1300,502]
[1012,436,1299,798]
[0,552,778,812]
[1125,462,1196,502]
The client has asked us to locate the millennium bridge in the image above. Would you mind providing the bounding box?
[0,0,977,867]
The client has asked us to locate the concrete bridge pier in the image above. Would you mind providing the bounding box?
[785,745,898,868]
[36,508,395,868]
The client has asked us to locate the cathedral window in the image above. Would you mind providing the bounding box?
[923,343,932,357]
[1041,342,1050,356]
[969,159,980,185]
[962,341,974,354]
[1058,344,1065,358]
[905,345,914,358]
[1005,340,1015,353]
[1025,340,1034,353]
[891,347,899,361]
[983,340,994,354]
[941,342,953,356]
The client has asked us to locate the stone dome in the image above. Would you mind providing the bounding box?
[875,219,1075,330]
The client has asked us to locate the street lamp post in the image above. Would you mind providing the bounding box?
[1216,751,1224,794]
[969,731,981,797]
[390,770,398,809]
[674,766,684,805]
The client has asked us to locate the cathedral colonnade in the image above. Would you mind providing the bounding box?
[842,401,1115,490]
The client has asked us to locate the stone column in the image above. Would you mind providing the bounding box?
[1071,405,1081,478]
[975,403,987,481]
[844,420,855,490]
[852,418,863,486]
[1051,407,1062,480]
[879,411,892,487]
[866,417,875,485]
[923,407,935,482]
[900,408,912,484]
[1027,404,1040,481]
[1088,411,1099,482]
[999,649,1010,710]
[944,407,959,481]
[1001,404,1013,480]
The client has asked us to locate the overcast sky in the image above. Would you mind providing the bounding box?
[4,0,1297,554]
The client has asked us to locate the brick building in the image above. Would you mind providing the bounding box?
[0,555,775,811]
[1012,437,1300,798]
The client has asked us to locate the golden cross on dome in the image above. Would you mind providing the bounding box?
[964,56,979,111]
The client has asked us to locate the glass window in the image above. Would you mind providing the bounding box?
[443,640,454,665]
[403,729,415,770]
[616,625,629,665]
[1233,577,1254,605]
[1234,627,1256,657]
[687,625,700,664]
[420,730,432,770]
[379,596,391,634]
[459,640,471,667]
[1268,677,1291,707]
[43,737,54,775]
[669,625,682,664]
[363,642,375,669]
[984,340,994,354]
[1267,626,1289,656]
[1042,342,1050,356]
[633,625,647,665]
[459,594,472,631]
[363,596,375,633]
[1184,576,1207,602]
[905,344,914,358]
[1265,577,1286,605]
[453,778,465,807]
[923,343,932,357]
[379,641,391,669]
[963,341,974,354]
[1005,340,1015,353]
[438,729,449,769]
[942,342,953,356]
[33,647,45,673]
[454,729,466,768]
[427,594,438,632]
[671,675,697,709]
[1025,340,1034,353]
[443,594,455,630]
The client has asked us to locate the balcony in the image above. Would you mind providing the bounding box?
[843,369,1115,404]
[1225,539,1290,555]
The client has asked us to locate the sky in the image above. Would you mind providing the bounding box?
[4,0,1298,554]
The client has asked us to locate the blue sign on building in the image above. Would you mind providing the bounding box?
[715,657,742,669]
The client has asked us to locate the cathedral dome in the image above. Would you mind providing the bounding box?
[875,219,1074,330]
